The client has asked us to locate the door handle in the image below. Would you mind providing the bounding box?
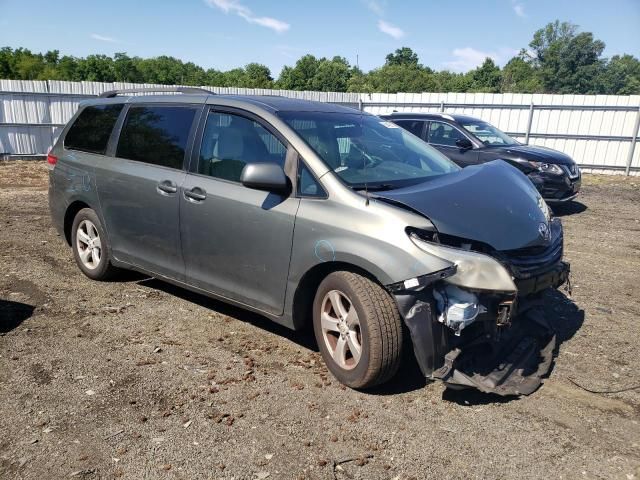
[184,187,207,202]
[157,180,177,195]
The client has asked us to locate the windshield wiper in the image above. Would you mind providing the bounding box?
[351,183,396,191]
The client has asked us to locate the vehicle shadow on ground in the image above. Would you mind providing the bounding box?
[129,275,583,403]
[551,201,588,217]
[441,289,584,405]
[0,299,35,333]
[135,277,318,351]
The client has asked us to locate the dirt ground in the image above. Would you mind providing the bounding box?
[0,160,639,480]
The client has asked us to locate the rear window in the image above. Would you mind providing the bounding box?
[116,105,197,169]
[64,104,124,154]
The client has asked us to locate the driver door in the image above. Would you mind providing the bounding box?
[179,108,299,315]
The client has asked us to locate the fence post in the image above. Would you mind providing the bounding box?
[525,102,534,145]
[625,105,640,176]
[439,101,445,112]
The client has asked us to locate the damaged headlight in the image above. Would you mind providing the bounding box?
[528,161,564,175]
[408,233,517,292]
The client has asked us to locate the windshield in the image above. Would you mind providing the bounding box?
[278,111,460,190]
[461,121,519,146]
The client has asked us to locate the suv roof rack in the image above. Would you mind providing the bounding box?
[98,87,215,98]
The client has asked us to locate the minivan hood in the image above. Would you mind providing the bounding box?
[492,144,574,165]
[374,161,549,251]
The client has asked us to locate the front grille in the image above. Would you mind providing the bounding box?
[561,164,580,179]
[493,232,563,279]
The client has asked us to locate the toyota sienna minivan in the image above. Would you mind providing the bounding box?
[48,87,571,395]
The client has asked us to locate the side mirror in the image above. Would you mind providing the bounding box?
[240,163,289,193]
[456,138,473,150]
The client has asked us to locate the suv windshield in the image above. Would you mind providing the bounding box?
[461,121,519,146]
[279,111,459,190]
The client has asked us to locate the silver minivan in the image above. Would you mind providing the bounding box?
[48,88,571,395]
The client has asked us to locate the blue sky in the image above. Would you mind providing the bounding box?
[1,0,639,75]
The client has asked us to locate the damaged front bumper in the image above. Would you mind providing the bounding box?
[392,261,570,396]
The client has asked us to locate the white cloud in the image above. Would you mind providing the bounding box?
[443,47,518,72]
[90,33,117,43]
[363,0,384,16]
[205,0,290,33]
[378,20,404,39]
[512,1,526,17]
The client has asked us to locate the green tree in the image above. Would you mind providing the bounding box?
[363,64,436,93]
[500,53,543,93]
[76,54,115,82]
[385,47,419,67]
[15,53,44,80]
[276,54,320,90]
[310,57,352,92]
[528,21,606,93]
[597,54,640,95]
[113,53,142,83]
[0,47,16,78]
[468,58,502,93]
[57,55,80,81]
[276,55,352,91]
[432,70,473,92]
[242,63,273,88]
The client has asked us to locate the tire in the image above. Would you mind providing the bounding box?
[71,208,118,281]
[312,271,403,389]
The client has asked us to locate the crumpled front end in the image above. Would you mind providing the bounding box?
[388,218,570,396]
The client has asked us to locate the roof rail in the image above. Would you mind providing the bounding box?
[98,86,214,98]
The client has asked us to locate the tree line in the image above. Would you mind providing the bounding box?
[1,21,638,95]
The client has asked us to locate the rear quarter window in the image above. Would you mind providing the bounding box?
[116,105,197,169]
[64,104,124,154]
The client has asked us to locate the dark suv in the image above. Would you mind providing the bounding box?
[383,113,581,204]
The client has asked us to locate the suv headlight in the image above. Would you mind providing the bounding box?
[528,161,564,175]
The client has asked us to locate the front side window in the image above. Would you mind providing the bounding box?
[279,112,459,191]
[297,160,326,198]
[64,104,124,154]
[198,111,287,182]
[427,121,467,147]
[394,120,425,138]
[461,121,519,146]
[116,106,197,169]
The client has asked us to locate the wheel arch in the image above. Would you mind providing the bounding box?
[63,200,92,246]
[291,261,386,331]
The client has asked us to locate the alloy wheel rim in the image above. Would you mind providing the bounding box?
[320,290,362,370]
[76,220,102,270]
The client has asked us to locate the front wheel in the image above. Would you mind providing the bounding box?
[312,271,403,389]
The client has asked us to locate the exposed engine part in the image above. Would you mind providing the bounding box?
[497,299,515,327]
[433,284,486,336]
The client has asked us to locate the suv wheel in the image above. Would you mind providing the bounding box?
[313,271,403,389]
[71,208,118,281]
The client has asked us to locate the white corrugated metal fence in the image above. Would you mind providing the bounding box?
[1,80,639,175]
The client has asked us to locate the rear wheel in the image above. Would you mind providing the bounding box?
[71,208,118,281]
[313,271,403,389]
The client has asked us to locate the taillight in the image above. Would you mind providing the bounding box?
[47,152,58,169]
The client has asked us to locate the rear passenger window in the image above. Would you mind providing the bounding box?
[116,106,197,169]
[394,120,425,138]
[198,111,287,182]
[64,104,123,154]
